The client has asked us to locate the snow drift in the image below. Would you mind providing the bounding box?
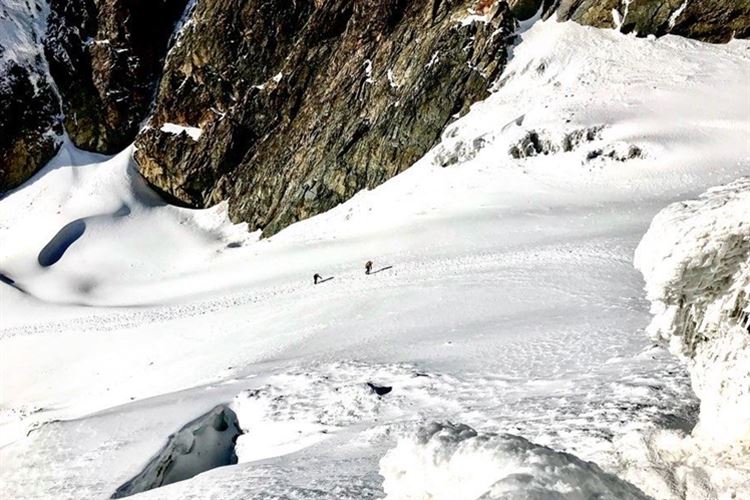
[379,422,648,500]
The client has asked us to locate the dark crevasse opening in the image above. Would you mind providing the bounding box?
[112,405,242,498]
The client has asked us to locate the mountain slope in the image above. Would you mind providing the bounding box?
[134,0,515,236]
[1,19,748,499]
[2,0,749,231]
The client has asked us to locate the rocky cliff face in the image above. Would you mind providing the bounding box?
[2,0,750,220]
[0,60,61,191]
[134,0,515,235]
[555,0,750,42]
[0,0,187,192]
[0,0,62,191]
[131,0,750,235]
[44,0,189,153]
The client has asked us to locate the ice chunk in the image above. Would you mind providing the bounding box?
[634,178,750,445]
[379,422,649,500]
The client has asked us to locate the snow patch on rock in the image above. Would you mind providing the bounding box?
[160,122,203,141]
[668,1,689,30]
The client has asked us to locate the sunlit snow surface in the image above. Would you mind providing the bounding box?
[1,19,749,499]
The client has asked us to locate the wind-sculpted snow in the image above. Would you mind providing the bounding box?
[112,405,241,498]
[633,178,750,496]
[379,422,649,500]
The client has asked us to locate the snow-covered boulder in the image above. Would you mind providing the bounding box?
[379,422,648,500]
[634,178,750,447]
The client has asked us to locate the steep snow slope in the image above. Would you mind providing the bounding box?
[1,19,749,499]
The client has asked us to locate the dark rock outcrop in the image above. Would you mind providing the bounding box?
[133,0,750,236]
[1,0,188,192]
[44,0,189,153]
[508,0,556,21]
[135,0,516,235]
[554,0,750,42]
[0,1,62,192]
[0,61,61,191]
[3,0,749,205]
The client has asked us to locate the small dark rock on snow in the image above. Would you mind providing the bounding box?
[366,382,392,396]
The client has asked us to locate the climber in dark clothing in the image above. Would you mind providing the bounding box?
[365,260,373,275]
[313,273,322,285]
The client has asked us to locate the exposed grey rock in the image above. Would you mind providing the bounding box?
[0,61,61,192]
[0,0,62,193]
[134,0,517,236]
[112,405,242,498]
[44,0,189,153]
[586,143,643,162]
[434,135,489,168]
[554,0,750,42]
[367,382,393,396]
[508,126,604,159]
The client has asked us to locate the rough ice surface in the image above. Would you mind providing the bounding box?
[1,18,750,500]
[635,178,750,444]
[632,178,750,497]
[380,422,649,500]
